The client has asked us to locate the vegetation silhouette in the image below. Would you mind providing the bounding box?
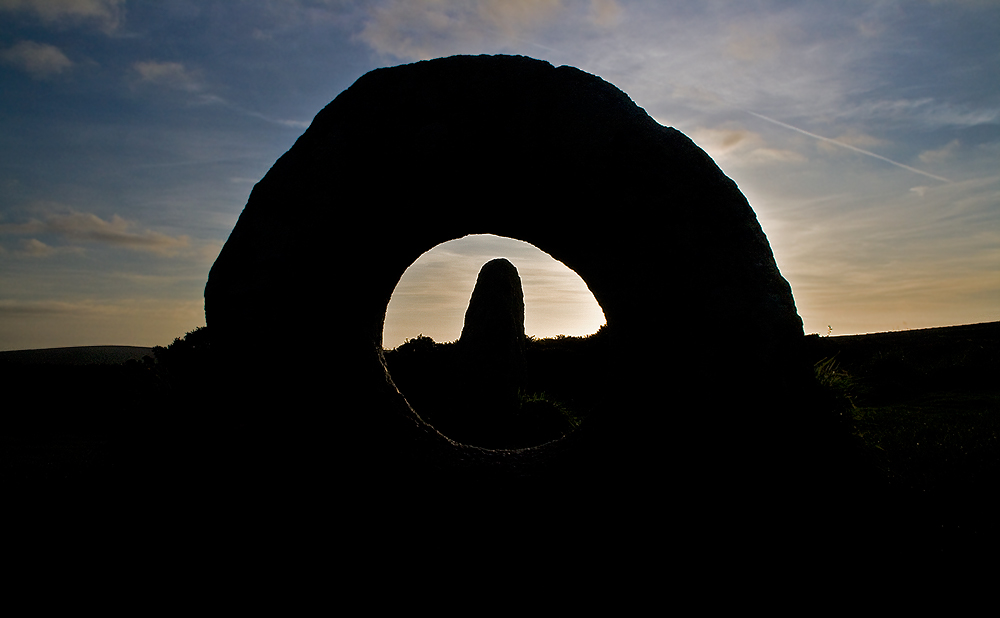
[3,320,997,552]
[383,326,612,449]
[2,326,228,489]
[805,323,1000,496]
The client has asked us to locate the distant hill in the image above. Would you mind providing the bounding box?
[0,345,155,366]
[816,320,1000,344]
[807,321,1000,364]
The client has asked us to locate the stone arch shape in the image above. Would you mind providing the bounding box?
[205,55,809,491]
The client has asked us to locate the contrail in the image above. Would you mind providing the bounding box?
[747,111,953,184]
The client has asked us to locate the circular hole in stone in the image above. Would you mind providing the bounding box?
[383,234,607,449]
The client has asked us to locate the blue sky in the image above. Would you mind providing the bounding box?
[1,0,997,350]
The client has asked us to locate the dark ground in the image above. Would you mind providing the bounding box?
[803,321,1000,553]
[3,323,998,555]
[805,321,999,495]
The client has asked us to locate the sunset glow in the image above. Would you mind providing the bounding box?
[1,1,996,350]
[383,235,606,349]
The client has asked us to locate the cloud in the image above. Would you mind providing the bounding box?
[477,0,562,36]
[745,147,807,164]
[240,109,310,129]
[748,111,952,183]
[770,174,1000,335]
[48,210,191,255]
[689,124,805,166]
[725,23,780,63]
[816,129,884,155]
[0,296,208,350]
[0,299,83,317]
[689,125,763,157]
[12,237,85,257]
[132,61,204,92]
[19,238,57,257]
[275,118,311,129]
[919,139,961,164]
[0,207,192,256]
[588,0,621,27]
[0,0,125,33]
[357,0,563,60]
[845,98,1000,129]
[1,41,73,78]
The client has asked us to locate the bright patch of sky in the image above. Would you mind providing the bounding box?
[1,0,997,350]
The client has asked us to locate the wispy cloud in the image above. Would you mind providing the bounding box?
[356,0,621,60]
[0,297,206,350]
[588,0,622,27]
[724,22,780,63]
[0,0,126,33]
[747,111,953,183]
[132,61,204,92]
[128,63,312,129]
[842,98,1000,129]
[0,207,191,256]
[689,124,805,166]
[919,139,961,165]
[0,1,996,349]
[478,0,562,37]
[817,130,884,153]
[15,238,84,257]
[1,41,73,78]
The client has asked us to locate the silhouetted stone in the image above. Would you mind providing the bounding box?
[458,258,527,420]
[205,55,828,524]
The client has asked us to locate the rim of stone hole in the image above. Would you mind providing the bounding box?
[383,235,608,452]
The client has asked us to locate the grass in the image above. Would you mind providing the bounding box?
[851,393,1000,492]
[807,322,1000,498]
[813,355,857,412]
[518,390,582,429]
[5,322,997,510]
[381,330,610,449]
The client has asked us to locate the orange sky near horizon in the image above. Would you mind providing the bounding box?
[1,1,996,351]
[383,235,607,349]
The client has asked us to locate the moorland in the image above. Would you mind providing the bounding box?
[2,321,997,549]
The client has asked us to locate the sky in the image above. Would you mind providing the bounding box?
[0,0,997,351]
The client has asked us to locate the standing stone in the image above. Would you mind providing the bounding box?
[456,258,527,443]
[206,55,825,505]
